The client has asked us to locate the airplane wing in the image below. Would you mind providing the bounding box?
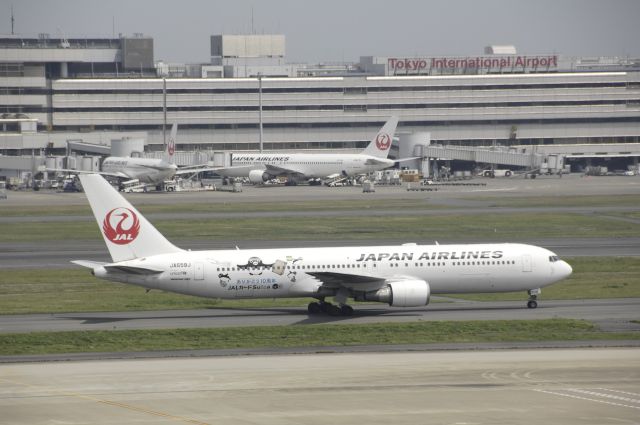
[307,271,387,291]
[185,164,277,176]
[263,163,307,177]
[174,165,239,175]
[214,163,307,178]
[47,168,128,179]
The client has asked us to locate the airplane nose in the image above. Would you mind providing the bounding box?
[559,261,573,279]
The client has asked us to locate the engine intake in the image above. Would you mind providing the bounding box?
[248,169,270,184]
[363,280,430,307]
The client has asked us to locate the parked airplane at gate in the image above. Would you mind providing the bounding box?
[216,117,402,185]
[49,124,216,190]
[74,174,572,315]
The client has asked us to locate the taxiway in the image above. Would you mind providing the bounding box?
[1,348,638,425]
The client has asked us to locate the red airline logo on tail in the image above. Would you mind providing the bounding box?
[103,207,140,245]
[168,138,176,156]
[375,133,391,151]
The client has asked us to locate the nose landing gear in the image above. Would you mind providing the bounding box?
[527,288,541,309]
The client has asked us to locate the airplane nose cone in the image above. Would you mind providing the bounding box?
[559,261,573,279]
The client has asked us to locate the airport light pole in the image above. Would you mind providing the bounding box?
[162,78,167,148]
[258,73,263,152]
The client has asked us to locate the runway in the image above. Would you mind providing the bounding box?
[1,348,638,425]
[2,298,639,334]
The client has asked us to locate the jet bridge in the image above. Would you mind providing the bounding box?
[415,144,546,169]
[413,144,567,178]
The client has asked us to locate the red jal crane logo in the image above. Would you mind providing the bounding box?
[168,137,176,156]
[103,208,140,245]
[375,133,391,151]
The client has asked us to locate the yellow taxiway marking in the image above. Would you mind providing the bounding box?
[0,376,212,425]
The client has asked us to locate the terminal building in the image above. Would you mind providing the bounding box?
[1,33,640,181]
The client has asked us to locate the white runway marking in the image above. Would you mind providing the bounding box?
[533,388,640,410]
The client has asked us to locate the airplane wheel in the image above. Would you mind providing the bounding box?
[307,302,322,314]
[319,301,332,313]
[327,304,342,316]
[527,300,538,309]
[340,305,354,316]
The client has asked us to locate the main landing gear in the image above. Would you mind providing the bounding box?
[307,300,354,316]
[527,288,541,309]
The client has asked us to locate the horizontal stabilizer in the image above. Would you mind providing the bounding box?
[364,158,392,166]
[103,265,164,275]
[71,260,107,269]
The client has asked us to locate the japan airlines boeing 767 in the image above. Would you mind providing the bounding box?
[74,174,572,315]
[217,117,401,185]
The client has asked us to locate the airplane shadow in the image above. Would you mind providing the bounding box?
[55,303,531,326]
[57,305,432,325]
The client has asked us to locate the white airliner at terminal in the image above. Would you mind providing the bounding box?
[216,117,399,184]
[75,174,572,315]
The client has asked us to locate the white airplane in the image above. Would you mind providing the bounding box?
[49,124,215,190]
[217,117,401,185]
[73,174,573,315]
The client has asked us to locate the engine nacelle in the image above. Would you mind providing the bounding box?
[363,280,431,307]
[248,169,269,184]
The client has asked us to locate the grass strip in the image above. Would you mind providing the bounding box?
[461,194,640,208]
[0,199,441,217]
[1,319,638,356]
[2,212,638,242]
[3,194,640,218]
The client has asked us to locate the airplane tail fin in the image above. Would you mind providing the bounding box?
[361,116,399,159]
[78,174,183,263]
[165,123,177,164]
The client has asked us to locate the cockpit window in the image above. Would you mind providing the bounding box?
[548,255,560,262]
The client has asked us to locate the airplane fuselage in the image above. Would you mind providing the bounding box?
[102,157,178,184]
[223,153,395,179]
[94,243,572,301]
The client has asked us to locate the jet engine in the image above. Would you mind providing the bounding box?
[362,280,431,307]
[248,170,270,184]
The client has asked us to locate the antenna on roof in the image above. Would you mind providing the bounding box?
[11,4,15,35]
[251,6,254,34]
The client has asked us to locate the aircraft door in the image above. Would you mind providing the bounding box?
[194,262,205,280]
[522,255,532,272]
